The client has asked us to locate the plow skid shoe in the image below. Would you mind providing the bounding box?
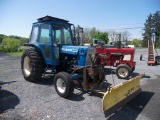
[102,74,144,117]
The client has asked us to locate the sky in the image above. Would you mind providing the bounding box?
[0,0,160,40]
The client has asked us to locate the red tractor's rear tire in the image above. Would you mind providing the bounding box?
[116,64,132,79]
[21,48,45,82]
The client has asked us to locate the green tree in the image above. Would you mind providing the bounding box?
[131,39,142,47]
[83,28,91,43]
[142,11,160,48]
[0,34,29,52]
[142,13,152,47]
[90,27,96,39]
[94,31,109,44]
[0,34,7,43]
[152,11,160,48]
[0,37,20,52]
[19,38,28,46]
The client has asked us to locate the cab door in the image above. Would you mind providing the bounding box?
[38,23,52,64]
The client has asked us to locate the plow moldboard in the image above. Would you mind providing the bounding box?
[102,74,144,117]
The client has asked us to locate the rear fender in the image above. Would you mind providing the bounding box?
[23,43,46,64]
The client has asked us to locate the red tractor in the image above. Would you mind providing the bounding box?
[95,37,136,79]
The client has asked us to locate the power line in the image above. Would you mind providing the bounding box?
[106,23,144,26]
[104,27,144,30]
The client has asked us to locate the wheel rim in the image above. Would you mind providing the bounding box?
[118,67,128,78]
[23,56,31,77]
[56,78,66,94]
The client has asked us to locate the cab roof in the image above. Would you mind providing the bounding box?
[37,15,69,23]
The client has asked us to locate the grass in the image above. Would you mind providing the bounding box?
[7,51,23,56]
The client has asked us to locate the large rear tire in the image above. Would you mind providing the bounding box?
[54,72,74,98]
[116,64,132,79]
[21,48,45,82]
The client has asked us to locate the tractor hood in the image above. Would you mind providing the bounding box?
[61,45,96,66]
[61,45,89,55]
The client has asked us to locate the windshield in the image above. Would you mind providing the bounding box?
[52,24,73,45]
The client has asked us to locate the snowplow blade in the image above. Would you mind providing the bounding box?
[102,74,144,117]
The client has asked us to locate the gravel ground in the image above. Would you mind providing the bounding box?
[0,48,160,120]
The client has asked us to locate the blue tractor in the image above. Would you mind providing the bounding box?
[21,16,107,98]
[21,16,144,116]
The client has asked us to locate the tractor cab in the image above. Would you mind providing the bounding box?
[27,16,76,66]
[26,15,95,72]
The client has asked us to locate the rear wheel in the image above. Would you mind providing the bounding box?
[21,48,45,82]
[116,64,132,79]
[54,72,74,98]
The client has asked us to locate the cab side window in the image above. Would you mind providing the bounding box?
[64,29,72,44]
[39,24,49,43]
[30,26,38,43]
[55,30,61,44]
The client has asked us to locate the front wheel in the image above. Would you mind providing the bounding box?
[116,64,132,79]
[54,72,74,98]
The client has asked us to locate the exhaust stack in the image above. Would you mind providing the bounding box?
[117,34,121,48]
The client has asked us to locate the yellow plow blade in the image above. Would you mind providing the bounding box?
[102,74,144,117]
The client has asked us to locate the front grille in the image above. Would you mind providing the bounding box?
[85,47,96,66]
